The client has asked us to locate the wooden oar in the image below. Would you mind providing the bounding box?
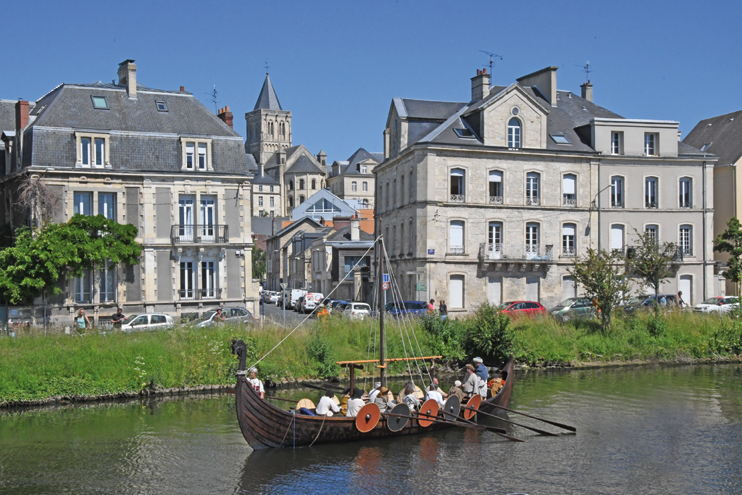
[382,412,523,442]
[302,382,346,392]
[461,405,558,437]
[485,404,576,432]
[265,396,299,404]
[440,413,525,443]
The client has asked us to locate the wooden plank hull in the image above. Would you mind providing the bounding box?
[235,358,515,450]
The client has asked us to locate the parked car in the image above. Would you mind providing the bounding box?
[327,300,349,314]
[194,307,254,328]
[294,296,306,312]
[497,301,547,317]
[385,301,428,317]
[622,294,677,314]
[288,289,307,309]
[693,296,740,314]
[267,292,279,304]
[121,313,174,333]
[548,297,594,322]
[301,292,325,313]
[342,302,372,320]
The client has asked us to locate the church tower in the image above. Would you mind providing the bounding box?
[245,74,292,165]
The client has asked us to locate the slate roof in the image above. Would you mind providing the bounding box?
[251,168,279,185]
[0,100,19,134]
[245,153,258,173]
[251,217,275,236]
[347,148,379,168]
[683,110,742,165]
[398,99,466,120]
[253,74,282,111]
[285,154,324,175]
[326,225,374,243]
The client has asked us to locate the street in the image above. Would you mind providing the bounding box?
[256,299,312,328]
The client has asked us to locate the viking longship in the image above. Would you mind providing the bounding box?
[230,238,518,450]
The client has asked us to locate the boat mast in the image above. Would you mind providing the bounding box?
[378,237,386,387]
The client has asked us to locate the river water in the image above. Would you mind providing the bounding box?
[1,364,741,495]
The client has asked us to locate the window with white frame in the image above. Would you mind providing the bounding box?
[361,165,367,174]
[645,177,658,208]
[270,197,274,207]
[508,118,521,148]
[679,225,693,256]
[352,181,357,192]
[180,261,195,299]
[526,173,540,205]
[611,132,623,155]
[258,196,263,206]
[178,197,195,241]
[562,223,576,256]
[611,176,624,207]
[98,192,116,220]
[563,174,576,206]
[644,133,658,156]
[487,221,502,259]
[100,260,116,302]
[74,270,93,303]
[610,224,625,252]
[201,260,217,298]
[449,274,465,309]
[76,133,109,168]
[200,196,216,240]
[362,181,368,192]
[525,223,540,258]
[489,171,503,204]
[645,224,659,245]
[74,192,93,216]
[182,140,211,171]
[270,185,274,193]
[258,185,263,192]
[679,177,692,208]
[449,220,465,254]
[450,169,465,202]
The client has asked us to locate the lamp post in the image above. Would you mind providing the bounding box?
[280,283,287,328]
[589,183,613,251]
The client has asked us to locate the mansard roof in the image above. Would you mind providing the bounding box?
[684,109,742,166]
[253,73,283,111]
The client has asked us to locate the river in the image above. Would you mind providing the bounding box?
[1,364,741,494]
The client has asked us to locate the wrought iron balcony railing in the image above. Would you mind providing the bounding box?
[489,196,503,205]
[563,196,576,206]
[526,197,540,206]
[171,224,229,244]
[450,194,465,203]
[178,288,222,300]
[479,243,553,262]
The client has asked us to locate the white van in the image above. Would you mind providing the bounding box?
[288,289,307,309]
[302,292,324,313]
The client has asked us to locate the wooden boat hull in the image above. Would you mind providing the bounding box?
[234,358,515,450]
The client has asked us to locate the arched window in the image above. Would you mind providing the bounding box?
[288,180,294,190]
[508,118,521,148]
[400,223,405,255]
[409,219,414,254]
[449,220,465,254]
[311,179,316,189]
[299,195,305,204]
[525,223,540,258]
[351,181,357,192]
[401,175,406,204]
[562,223,576,256]
[288,196,294,207]
[299,179,305,189]
[526,172,540,205]
[488,171,503,204]
[450,168,465,202]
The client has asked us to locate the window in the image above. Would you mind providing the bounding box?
[361,165,367,174]
[562,276,577,301]
[185,143,194,169]
[644,133,658,156]
[200,197,215,240]
[611,132,622,155]
[198,143,207,170]
[91,96,108,109]
[409,171,414,203]
[450,169,465,202]
[400,223,405,255]
[156,101,168,112]
[679,178,692,208]
[270,211,274,217]
[94,138,105,166]
[98,193,116,220]
[270,185,274,193]
[645,177,658,208]
[289,180,294,190]
[454,128,474,138]
[258,185,263,192]
[526,173,540,205]
[489,171,503,204]
[525,223,539,258]
[401,175,405,204]
[312,179,317,189]
[74,192,92,216]
[258,196,263,206]
[270,197,274,207]
[299,195,305,204]
[74,270,93,303]
[81,137,91,165]
[100,260,116,302]
[386,182,391,210]
[562,223,576,256]
[393,179,397,207]
[563,174,576,206]
[77,133,109,167]
[449,274,465,308]
[352,181,357,192]
[299,179,305,189]
[550,134,570,144]
[525,277,539,302]
[701,143,711,151]
[611,177,624,207]
[182,140,211,171]
[362,181,368,192]
[645,224,659,244]
[610,224,625,252]
[179,197,195,241]
[508,118,521,148]
[408,219,413,253]
[201,260,217,298]
[679,225,693,256]
[180,261,195,299]
[449,220,465,254]
[486,222,503,260]
[288,196,294,208]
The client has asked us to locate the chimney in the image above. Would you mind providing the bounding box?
[117,59,137,98]
[471,68,491,102]
[333,216,352,231]
[14,100,29,168]
[180,86,185,92]
[580,81,593,103]
[350,218,360,241]
[517,66,558,106]
[217,105,234,128]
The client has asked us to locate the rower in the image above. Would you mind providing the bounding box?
[368,382,383,403]
[462,364,479,398]
[448,380,465,402]
[426,378,448,399]
[248,367,265,399]
[374,386,395,412]
[316,390,341,417]
[346,387,365,418]
[402,382,420,412]
[425,382,445,407]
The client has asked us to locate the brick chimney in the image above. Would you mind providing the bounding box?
[333,216,352,231]
[581,81,593,103]
[471,68,491,102]
[117,59,137,98]
[217,105,234,128]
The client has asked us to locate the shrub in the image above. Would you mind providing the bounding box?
[306,329,340,379]
[647,315,667,337]
[464,302,513,364]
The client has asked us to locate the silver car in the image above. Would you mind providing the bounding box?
[121,313,174,333]
[194,307,254,328]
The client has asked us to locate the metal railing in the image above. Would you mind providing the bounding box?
[450,194,465,203]
[645,202,658,209]
[171,224,229,244]
[178,288,222,300]
[489,196,503,205]
[563,196,576,206]
[526,197,540,206]
[562,247,577,257]
[448,246,465,255]
[479,243,553,262]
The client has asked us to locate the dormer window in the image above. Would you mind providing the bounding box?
[611,132,623,155]
[361,165,367,174]
[76,132,110,168]
[508,118,521,148]
[91,96,109,109]
[550,134,570,144]
[454,128,474,138]
[644,133,658,156]
[181,139,212,171]
[156,100,168,112]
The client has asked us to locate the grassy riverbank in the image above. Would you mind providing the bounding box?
[1,310,741,406]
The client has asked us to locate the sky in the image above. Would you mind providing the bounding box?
[2,0,741,162]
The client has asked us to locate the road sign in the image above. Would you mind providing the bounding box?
[415,283,427,291]
[280,283,288,289]
[382,273,389,283]
[382,282,390,291]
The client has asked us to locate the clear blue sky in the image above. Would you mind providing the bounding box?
[2,0,740,162]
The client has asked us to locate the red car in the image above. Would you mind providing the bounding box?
[497,301,547,317]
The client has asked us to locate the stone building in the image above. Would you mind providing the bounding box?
[0,60,259,323]
[327,147,382,209]
[375,67,718,314]
[264,216,327,292]
[250,164,281,217]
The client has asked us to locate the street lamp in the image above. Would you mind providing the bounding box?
[280,283,288,328]
[588,183,613,251]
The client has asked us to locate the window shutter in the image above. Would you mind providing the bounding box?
[489,171,502,182]
[611,225,624,250]
[562,224,576,236]
[563,175,576,194]
[450,221,464,247]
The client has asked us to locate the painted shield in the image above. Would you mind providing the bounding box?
[463,394,481,420]
[417,399,439,428]
[355,403,381,433]
[387,404,410,432]
[442,395,461,421]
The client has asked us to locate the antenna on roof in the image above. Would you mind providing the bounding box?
[478,50,503,84]
[576,62,591,83]
[204,85,218,113]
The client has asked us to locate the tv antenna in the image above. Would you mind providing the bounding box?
[576,62,591,82]
[478,50,503,77]
[204,85,218,113]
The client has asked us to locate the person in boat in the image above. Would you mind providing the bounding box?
[368,382,383,403]
[426,378,448,399]
[248,367,265,399]
[463,364,480,397]
[346,387,365,418]
[402,382,420,412]
[425,382,445,407]
[316,390,341,417]
[374,386,395,412]
[473,357,489,398]
[489,369,507,395]
[448,380,465,402]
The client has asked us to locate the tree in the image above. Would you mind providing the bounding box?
[568,249,631,329]
[252,246,266,281]
[0,215,142,305]
[627,229,678,315]
[714,217,742,295]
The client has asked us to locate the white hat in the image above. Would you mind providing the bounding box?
[248,367,257,373]
[473,357,483,363]
[375,382,382,388]
[454,380,462,387]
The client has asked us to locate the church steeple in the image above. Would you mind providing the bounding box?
[253,73,282,111]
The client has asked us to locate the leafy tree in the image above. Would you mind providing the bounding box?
[0,215,141,305]
[568,249,631,330]
[714,217,742,295]
[627,229,678,315]
[252,246,266,281]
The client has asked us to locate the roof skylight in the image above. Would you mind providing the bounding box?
[701,143,711,151]
[550,134,571,144]
[91,96,109,109]
[156,101,168,112]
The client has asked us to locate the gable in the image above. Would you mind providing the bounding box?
[479,85,548,148]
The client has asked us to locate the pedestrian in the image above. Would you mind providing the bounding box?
[677,291,685,309]
[428,299,435,315]
[74,309,91,330]
[111,308,125,330]
[215,308,226,324]
[439,300,447,320]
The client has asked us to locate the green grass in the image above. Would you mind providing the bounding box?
[2,310,741,405]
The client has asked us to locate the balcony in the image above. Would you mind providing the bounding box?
[625,245,686,261]
[171,224,229,244]
[562,247,577,257]
[479,243,554,263]
[450,194,465,203]
[526,198,540,206]
[448,246,465,255]
[563,195,576,207]
[489,196,503,205]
